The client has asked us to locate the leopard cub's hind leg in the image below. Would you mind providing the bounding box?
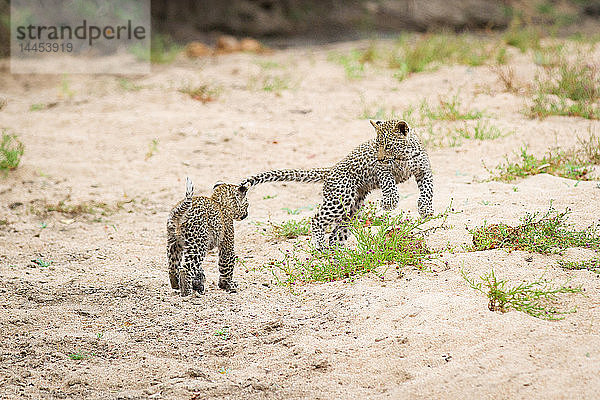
[217,239,238,293]
[167,220,183,290]
[167,239,182,290]
[179,238,208,296]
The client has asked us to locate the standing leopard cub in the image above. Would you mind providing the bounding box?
[240,120,433,249]
[167,177,248,296]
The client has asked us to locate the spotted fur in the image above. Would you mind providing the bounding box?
[167,178,249,296]
[240,119,433,249]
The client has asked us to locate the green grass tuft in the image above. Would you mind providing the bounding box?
[262,204,450,286]
[333,34,506,82]
[68,351,92,360]
[558,258,600,275]
[0,131,25,172]
[390,33,505,81]
[145,138,159,161]
[461,268,582,320]
[214,327,231,340]
[469,205,600,254]
[256,218,311,240]
[118,78,142,92]
[456,120,507,140]
[32,258,52,268]
[528,57,600,120]
[419,95,484,121]
[490,133,600,182]
[328,50,367,80]
[502,22,541,53]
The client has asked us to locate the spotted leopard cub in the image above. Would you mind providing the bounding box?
[240,119,433,249]
[167,178,248,296]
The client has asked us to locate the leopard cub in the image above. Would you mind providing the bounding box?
[166,177,248,296]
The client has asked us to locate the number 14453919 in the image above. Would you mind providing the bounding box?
[18,42,73,53]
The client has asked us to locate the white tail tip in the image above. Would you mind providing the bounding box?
[185,177,194,198]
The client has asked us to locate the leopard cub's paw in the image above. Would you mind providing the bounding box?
[192,277,206,295]
[418,204,434,218]
[218,279,238,293]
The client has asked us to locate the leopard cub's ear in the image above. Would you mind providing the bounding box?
[369,120,382,130]
[213,181,226,189]
[395,120,409,135]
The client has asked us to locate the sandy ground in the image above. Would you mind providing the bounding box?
[1,39,600,399]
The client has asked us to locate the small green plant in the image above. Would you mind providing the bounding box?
[528,57,600,120]
[256,60,282,70]
[420,95,484,121]
[461,268,582,320]
[328,50,367,80]
[68,351,93,360]
[456,120,507,140]
[262,204,450,286]
[96,332,104,340]
[247,72,292,93]
[495,46,508,65]
[118,78,142,92]
[257,218,311,240]
[331,34,505,82]
[530,96,600,120]
[469,205,600,254]
[532,43,564,67]
[178,85,219,103]
[29,103,46,111]
[502,22,541,53]
[490,133,600,182]
[59,75,75,100]
[145,138,159,160]
[0,131,25,171]
[217,366,228,374]
[389,33,504,81]
[558,258,600,275]
[263,194,277,200]
[214,327,230,340]
[32,258,52,267]
[261,76,290,92]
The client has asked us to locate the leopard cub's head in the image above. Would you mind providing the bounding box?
[212,182,249,220]
[370,119,416,162]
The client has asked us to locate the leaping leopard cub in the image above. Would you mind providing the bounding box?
[167,177,248,296]
[240,119,433,249]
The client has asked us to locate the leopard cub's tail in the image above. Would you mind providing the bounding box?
[185,177,194,199]
[167,177,194,232]
[239,168,330,190]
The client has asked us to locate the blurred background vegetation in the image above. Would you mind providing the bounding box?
[1,0,600,56]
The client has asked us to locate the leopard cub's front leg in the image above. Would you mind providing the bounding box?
[377,164,399,211]
[415,163,434,218]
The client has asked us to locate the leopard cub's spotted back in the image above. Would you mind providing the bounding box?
[167,178,248,296]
